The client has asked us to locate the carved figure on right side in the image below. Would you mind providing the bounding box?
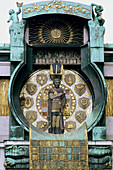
[91,3,105,26]
[88,3,105,49]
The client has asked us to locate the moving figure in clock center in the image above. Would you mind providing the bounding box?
[48,78,66,134]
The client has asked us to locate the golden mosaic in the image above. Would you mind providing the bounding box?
[29,139,89,169]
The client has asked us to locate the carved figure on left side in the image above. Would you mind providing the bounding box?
[7,2,23,24]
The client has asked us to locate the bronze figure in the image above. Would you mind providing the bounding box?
[48,78,66,134]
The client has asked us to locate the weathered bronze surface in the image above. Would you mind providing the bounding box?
[4,145,29,168]
[36,74,48,86]
[26,110,37,123]
[6,1,109,169]
[78,97,90,110]
[75,111,87,123]
[89,146,112,169]
[7,3,22,24]
[48,78,66,134]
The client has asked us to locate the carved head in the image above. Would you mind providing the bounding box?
[9,9,15,15]
[95,5,103,15]
[53,78,61,88]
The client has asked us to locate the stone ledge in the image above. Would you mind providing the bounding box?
[104,62,113,77]
[0,141,29,148]
[0,62,10,76]
[88,141,112,146]
[0,140,113,148]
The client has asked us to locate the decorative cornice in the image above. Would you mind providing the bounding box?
[22,1,92,19]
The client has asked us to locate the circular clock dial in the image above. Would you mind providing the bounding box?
[20,70,92,133]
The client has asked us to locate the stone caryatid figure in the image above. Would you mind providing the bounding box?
[48,78,66,134]
[7,2,23,24]
[7,2,25,61]
[91,3,105,26]
[88,3,105,61]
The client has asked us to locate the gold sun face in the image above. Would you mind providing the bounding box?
[29,15,83,45]
[51,29,62,39]
[38,18,73,44]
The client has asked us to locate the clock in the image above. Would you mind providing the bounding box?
[20,69,92,133]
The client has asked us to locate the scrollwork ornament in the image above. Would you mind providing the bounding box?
[23,1,91,17]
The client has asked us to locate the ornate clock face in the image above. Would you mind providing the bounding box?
[20,69,92,133]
